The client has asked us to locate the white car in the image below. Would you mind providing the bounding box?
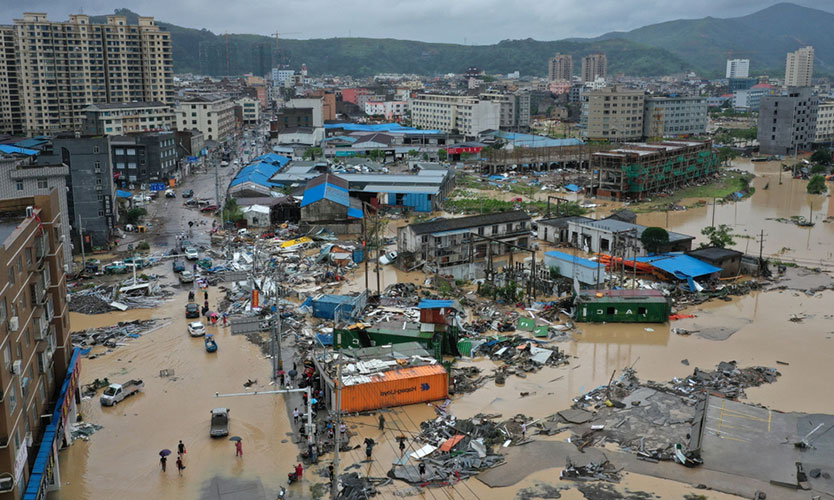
[187,322,206,337]
[185,248,199,260]
[379,250,398,265]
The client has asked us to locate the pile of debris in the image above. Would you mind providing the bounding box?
[560,457,621,482]
[449,366,488,394]
[336,473,389,500]
[71,318,172,356]
[70,422,103,441]
[472,336,569,379]
[667,361,780,400]
[69,282,174,314]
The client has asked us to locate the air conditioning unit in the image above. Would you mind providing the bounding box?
[10,360,21,375]
[63,264,69,273]
[7,317,18,332]
[25,432,32,447]
[25,206,33,218]
[0,476,13,492]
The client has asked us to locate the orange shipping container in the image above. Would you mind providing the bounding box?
[339,364,448,413]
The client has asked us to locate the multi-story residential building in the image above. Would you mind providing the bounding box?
[364,101,408,120]
[307,91,336,122]
[0,13,173,136]
[0,150,73,271]
[758,87,818,155]
[36,136,117,249]
[236,97,261,125]
[273,108,315,133]
[813,100,834,145]
[174,129,205,159]
[581,53,607,83]
[271,68,295,84]
[547,53,572,81]
[643,96,708,138]
[785,46,814,88]
[397,211,532,280]
[581,86,645,141]
[111,132,177,186]
[409,94,500,136]
[732,83,775,111]
[341,88,368,105]
[725,59,750,79]
[0,189,75,500]
[81,102,176,136]
[478,92,531,131]
[285,98,324,128]
[175,95,236,142]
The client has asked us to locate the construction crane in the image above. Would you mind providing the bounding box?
[274,31,301,51]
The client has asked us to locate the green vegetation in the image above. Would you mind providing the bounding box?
[713,128,757,145]
[549,266,560,280]
[709,108,754,119]
[478,281,522,302]
[222,198,243,222]
[125,207,147,225]
[701,224,735,248]
[407,149,419,158]
[640,227,669,253]
[807,175,828,194]
[136,241,150,251]
[717,147,739,165]
[437,149,448,161]
[811,164,827,174]
[810,149,831,164]
[630,172,754,213]
[302,147,322,160]
[443,196,587,216]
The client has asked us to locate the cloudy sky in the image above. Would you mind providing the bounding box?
[3,0,832,44]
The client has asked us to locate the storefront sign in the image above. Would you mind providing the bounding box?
[13,442,28,486]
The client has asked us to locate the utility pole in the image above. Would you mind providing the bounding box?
[77,214,86,267]
[331,332,342,499]
[711,197,716,227]
[758,229,765,275]
[215,149,221,209]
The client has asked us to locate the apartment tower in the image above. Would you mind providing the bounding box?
[547,53,572,81]
[784,46,814,88]
[581,53,607,83]
[0,13,174,136]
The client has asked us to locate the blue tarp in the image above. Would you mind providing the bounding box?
[488,175,506,181]
[418,299,455,309]
[316,333,333,346]
[0,144,38,156]
[115,190,132,198]
[324,123,443,134]
[563,183,580,192]
[635,254,721,279]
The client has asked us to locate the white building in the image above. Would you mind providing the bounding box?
[271,68,296,84]
[236,97,261,124]
[82,102,176,136]
[643,96,708,137]
[409,94,500,136]
[364,100,408,120]
[785,46,814,87]
[814,100,834,144]
[286,98,323,127]
[725,59,750,79]
[175,95,236,142]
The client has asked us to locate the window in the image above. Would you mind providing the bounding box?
[8,384,16,413]
[0,299,5,324]
[37,178,48,189]
[115,148,124,155]
[127,149,136,155]
[93,146,100,153]
[16,182,24,191]
[25,248,32,266]
[492,225,498,234]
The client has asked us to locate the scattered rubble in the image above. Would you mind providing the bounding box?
[472,335,570,379]
[336,473,390,500]
[70,422,103,441]
[72,319,172,356]
[68,281,174,314]
[560,457,621,483]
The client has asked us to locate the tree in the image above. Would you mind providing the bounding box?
[437,149,448,161]
[640,227,669,254]
[367,149,383,160]
[222,198,243,223]
[701,224,735,248]
[125,207,147,225]
[807,174,828,194]
[407,149,418,158]
[810,149,831,164]
[717,146,738,165]
[303,147,322,160]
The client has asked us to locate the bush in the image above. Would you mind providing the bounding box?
[136,241,150,251]
[125,207,147,225]
[810,164,827,174]
[807,174,828,194]
[640,227,669,254]
[810,149,831,164]
[701,224,735,248]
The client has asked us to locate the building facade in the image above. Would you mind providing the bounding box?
[725,59,750,78]
[643,96,708,138]
[285,98,324,128]
[364,101,408,120]
[757,87,818,155]
[547,53,572,81]
[111,132,177,186]
[581,86,645,141]
[0,13,173,136]
[236,97,261,125]
[271,68,295,84]
[785,46,814,88]
[81,102,175,136]
[36,136,117,249]
[581,53,607,83]
[566,218,694,255]
[175,95,236,142]
[409,94,500,136]
[0,189,73,500]
[478,92,531,131]
[814,100,834,144]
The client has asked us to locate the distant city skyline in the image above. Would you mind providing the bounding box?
[4,1,833,45]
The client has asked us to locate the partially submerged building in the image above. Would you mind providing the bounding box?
[543,251,606,286]
[592,141,719,200]
[566,218,694,255]
[686,247,743,278]
[574,289,671,323]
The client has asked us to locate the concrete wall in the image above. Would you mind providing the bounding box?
[758,88,818,155]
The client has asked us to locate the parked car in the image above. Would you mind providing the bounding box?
[187,321,206,337]
[165,189,176,198]
[184,198,198,207]
[180,240,192,252]
[172,260,185,273]
[100,379,143,406]
[182,189,194,198]
[184,248,199,260]
[210,408,230,437]
[200,205,218,212]
[179,270,194,283]
[185,303,200,318]
[379,250,398,265]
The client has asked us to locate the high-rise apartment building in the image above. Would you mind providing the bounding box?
[175,96,236,142]
[0,13,174,136]
[580,86,645,141]
[725,59,750,79]
[547,53,572,81]
[757,87,818,155]
[784,46,814,87]
[581,53,607,83]
[643,96,708,138]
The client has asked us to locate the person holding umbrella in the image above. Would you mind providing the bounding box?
[230,436,243,456]
[159,449,171,471]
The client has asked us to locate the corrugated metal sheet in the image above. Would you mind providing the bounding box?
[635,254,721,279]
[439,434,465,452]
[339,364,448,413]
[418,300,455,309]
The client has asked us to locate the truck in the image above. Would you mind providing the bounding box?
[100,379,144,406]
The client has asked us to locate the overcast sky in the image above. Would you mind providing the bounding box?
[3,1,832,44]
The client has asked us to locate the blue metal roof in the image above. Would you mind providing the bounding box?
[635,254,721,279]
[0,144,38,156]
[115,190,132,198]
[13,137,49,148]
[301,182,348,207]
[323,135,358,143]
[324,123,443,134]
[252,153,290,165]
[418,299,455,309]
[314,294,356,305]
[545,251,603,270]
[488,131,583,148]
[347,207,363,218]
[230,161,287,189]
[564,183,580,192]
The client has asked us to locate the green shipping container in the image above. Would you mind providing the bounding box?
[457,339,472,357]
[574,290,670,323]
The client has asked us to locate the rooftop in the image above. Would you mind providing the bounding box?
[686,247,744,261]
[544,250,604,270]
[408,210,530,236]
[85,101,169,110]
[573,219,693,242]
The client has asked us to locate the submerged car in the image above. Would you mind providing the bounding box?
[187,321,206,337]
[210,408,230,437]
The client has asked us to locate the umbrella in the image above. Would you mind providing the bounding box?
[159,449,172,456]
[229,436,242,442]
[288,369,297,378]
[277,370,286,376]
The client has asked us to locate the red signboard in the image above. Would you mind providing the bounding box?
[446,146,483,155]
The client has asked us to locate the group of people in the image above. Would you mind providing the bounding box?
[159,440,187,476]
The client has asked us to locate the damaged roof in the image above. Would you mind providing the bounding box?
[407,210,530,236]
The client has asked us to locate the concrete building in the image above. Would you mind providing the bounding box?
[81,102,175,136]
[36,136,117,249]
[0,13,173,136]
[0,148,73,271]
[537,216,594,245]
[727,77,757,93]
[566,218,694,255]
[272,108,314,133]
[814,100,834,145]
[236,97,261,125]
[757,87,818,155]
[174,129,205,158]
[581,53,607,83]
[785,46,814,88]
[0,189,75,500]
[306,91,336,122]
[397,210,531,279]
[732,84,776,111]
[364,101,408,120]
[285,98,324,128]
[725,59,750,79]
[409,94,500,136]
[175,95,236,142]
[592,140,719,200]
[581,86,645,141]
[111,132,177,186]
[547,53,572,81]
[271,68,295,84]
[543,251,605,286]
[643,96,708,138]
[478,92,531,131]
